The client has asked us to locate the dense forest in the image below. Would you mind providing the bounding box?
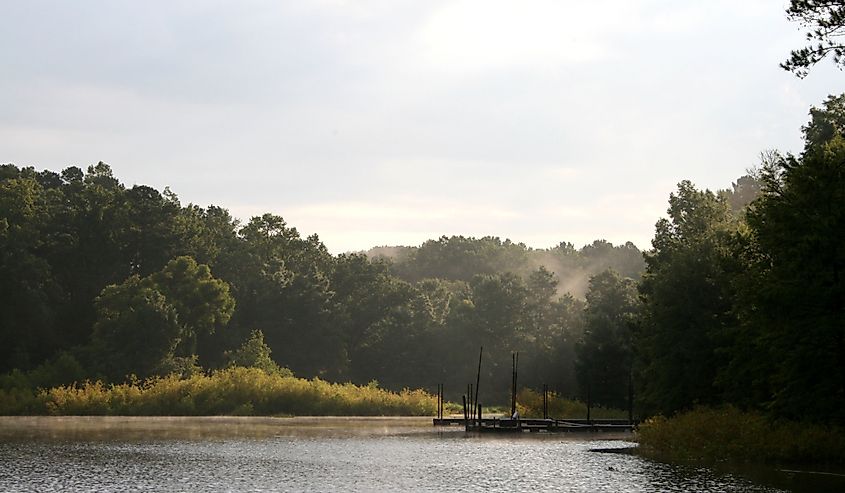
[366,237,644,298]
[636,94,845,426]
[0,159,648,403]
[1,95,843,427]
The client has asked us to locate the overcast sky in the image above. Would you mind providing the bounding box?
[2,1,841,253]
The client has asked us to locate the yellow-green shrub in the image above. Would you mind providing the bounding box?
[2,367,437,416]
[515,388,627,419]
[637,406,845,464]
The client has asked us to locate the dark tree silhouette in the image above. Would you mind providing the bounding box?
[782,0,845,77]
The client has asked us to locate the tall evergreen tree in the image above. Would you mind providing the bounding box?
[576,270,639,409]
[635,181,740,416]
[737,95,845,423]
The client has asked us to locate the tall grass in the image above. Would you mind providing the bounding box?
[515,388,628,419]
[637,406,845,465]
[0,367,437,416]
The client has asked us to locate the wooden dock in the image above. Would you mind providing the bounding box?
[431,349,636,434]
[433,417,634,433]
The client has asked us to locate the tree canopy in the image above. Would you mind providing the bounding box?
[634,94,845,426]
[783,0,845,77]
[2,95,843,425]
[0,162,631,402]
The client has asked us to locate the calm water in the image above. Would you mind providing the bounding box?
[0,416,829,492]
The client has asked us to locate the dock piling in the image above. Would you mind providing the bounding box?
[542,384,548,420]
[474,346,482,424]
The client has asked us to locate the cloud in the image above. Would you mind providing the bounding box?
[414,0,635,74]
[1,0,839,257]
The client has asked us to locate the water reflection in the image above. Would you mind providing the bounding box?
[0,416,435,441]
[0,417,790,492]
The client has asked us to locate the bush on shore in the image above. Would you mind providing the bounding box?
[637,406,845,465]
[515,388,628,419]
[0,366,437,417]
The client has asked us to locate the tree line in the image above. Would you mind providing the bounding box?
[2,94,842,425]
[576,95,844,425]
[0,163,644,403]
[635,94,845,424]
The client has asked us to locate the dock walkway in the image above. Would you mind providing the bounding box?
[433,417,634,433]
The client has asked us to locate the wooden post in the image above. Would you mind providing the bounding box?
[468,384,474,420]
[511,351,519,415]
[438,384,443,420]
[462,395,467,425]
[587,377,592,423]
[510,353,516,417]
[628,370,634,425]
[474,346,483,426]
[477,403,482,428]
[510,352,520,418]
[440,384,444,420]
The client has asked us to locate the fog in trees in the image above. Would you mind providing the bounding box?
[2,93,843,428]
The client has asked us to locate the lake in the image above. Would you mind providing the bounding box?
[0,416,829,492]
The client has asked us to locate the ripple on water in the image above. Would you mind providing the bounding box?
[0,419,786,493]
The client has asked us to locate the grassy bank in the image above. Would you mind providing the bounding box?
[637,406,845,465]
[0,367,436,416]
[515,388,627,419]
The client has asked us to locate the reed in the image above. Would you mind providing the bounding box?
[1,367,437,416]
[515,388,627,419]
[637,406,845,465]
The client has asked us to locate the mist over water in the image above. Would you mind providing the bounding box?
[0,417,788,492]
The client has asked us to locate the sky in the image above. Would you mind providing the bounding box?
[2,0,842,253]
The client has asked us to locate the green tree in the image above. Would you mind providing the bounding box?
[224,214,340,378]
[123,185,182,276]
[150,256,235,357]
[782,0,845,77]
[90,275,182,380]
[575,270,639,409]
[635,181,740,416]
[580,240,645,281]
[803,94,845,155]
[174,204,240,270]
[521,267,581,394]
[90,257,234,381]
[454,273,529,401]
[719,174,763,213]
[227,329,289,375]
[393,236,529,283]
[737,97,845,423]
[0,173,65,371]
[353,292,441,390]
[330,254,416,382]
[44,163,190,354]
